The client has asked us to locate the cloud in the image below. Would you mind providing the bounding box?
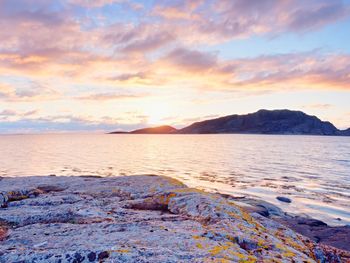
[0,109,17,116]
[121,31,174,53]
[1,0,349,85]
[0,109,38,121]
[0,82,61,101]
[304,104,334,109]
[0,0,350,132]
[0,114,147,134]
[221,52,350,90]
[152,0,350,42]
[68,0,124,8]
[163,48,218,72]
[76,92,148,101]
[287,1,349,32]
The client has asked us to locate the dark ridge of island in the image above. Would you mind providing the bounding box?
[339,128,350,136]
[109,109,350,136]
[109,125,178,134]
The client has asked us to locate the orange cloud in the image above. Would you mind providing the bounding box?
[76,92,148,101]
[0,0,349,116]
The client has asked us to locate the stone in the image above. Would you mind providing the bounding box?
[0,175,349,262]
[276,196,292,203]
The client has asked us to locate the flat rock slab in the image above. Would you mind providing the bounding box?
[0,175,349,262]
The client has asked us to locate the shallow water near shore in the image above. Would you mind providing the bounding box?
[1,134,349,226]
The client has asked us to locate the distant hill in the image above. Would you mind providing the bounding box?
[338,128,350,136]
[109,125,177,134]
[109,110,350,136]
[178,109,342,135]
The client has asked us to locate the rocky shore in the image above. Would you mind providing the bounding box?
[0,175,349,262]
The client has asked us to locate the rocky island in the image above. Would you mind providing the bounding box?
[109,110,350,136]
[1,175,349,262]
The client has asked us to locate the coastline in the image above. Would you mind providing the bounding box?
[216,194,350,252]
[0,175,349,262]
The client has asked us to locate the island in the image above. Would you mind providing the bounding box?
[109,109,350,136]
[110,125,177,134]
[0,175,349,262]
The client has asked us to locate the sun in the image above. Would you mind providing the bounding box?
[144,103,170,126]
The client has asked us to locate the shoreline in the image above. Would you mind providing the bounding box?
[1,175,349,262]
[216,193,350,252]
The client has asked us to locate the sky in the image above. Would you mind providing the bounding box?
[0,0,350,133]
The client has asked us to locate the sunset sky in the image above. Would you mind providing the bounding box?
[0,0,350,133]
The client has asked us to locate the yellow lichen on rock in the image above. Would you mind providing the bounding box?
[208,242,235,256]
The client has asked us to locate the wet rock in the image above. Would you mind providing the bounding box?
[0,175,348,262]
[297,218,328,227]
[275,216,350,252]
[276,196,292,203]
[234,198,285,217]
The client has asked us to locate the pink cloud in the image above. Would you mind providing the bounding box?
[0,82,61,102]
[152,0,350,43]
[163,48,218,72]
[0,0,349,99]
[76,92,148,101]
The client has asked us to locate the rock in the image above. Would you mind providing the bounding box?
[275,216,350,252]
[276,196,292,203]
[234,198,285,217]
[297,218,327,227]
[0,175,349,262]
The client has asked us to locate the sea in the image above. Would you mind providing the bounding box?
[0,134,349,226]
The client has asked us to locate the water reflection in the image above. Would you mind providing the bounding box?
[0,134,349,226]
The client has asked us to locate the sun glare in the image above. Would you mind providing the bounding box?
[144,103,170,126]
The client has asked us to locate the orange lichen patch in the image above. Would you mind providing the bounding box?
[257,238,269,249]
[208,242,235,256]
[6,191,29,202]
[274,242,301,259]
[164,177,186,187]
[196,243,204,249]
[192,235,206,240]
[227,250,258,262]
[0,224,8,241]
[156,192,177,205]
[227,211,241,220]
[209,259,233,263]
[172,188,206,194]
[273,229,308,253]
[282,251,296,258]
[226,200,240,208]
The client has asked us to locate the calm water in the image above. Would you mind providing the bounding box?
[0,134,349,226]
